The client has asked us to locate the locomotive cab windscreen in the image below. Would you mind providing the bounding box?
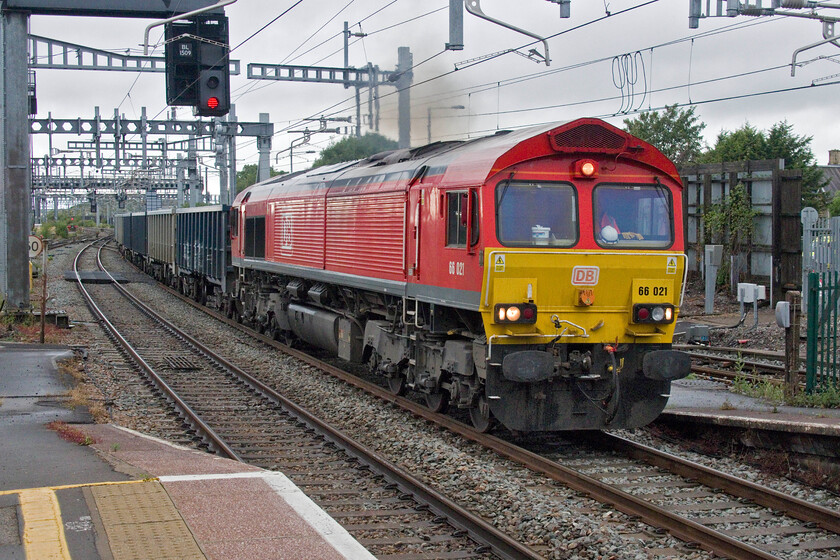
[496,181,577,247]
[593,184,673,248]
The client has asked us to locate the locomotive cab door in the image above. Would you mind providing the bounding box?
[439,188,481,281]
[407,184,425,281]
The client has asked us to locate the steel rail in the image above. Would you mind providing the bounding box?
[150,274,784,560]
[674,344,785,360]
[97,243,540,560]
[588,432,840,534]
[686,352,787,373]
[73,242,242,461]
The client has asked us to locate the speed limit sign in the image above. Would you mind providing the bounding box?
[29,235,44,258]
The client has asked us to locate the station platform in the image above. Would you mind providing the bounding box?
[0,343,374,560]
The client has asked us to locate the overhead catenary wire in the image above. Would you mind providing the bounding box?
[231,3,447,101]
[232,0,358,101]
[105,1,829,184]
[226,1,696,174]
[255,0,662,147]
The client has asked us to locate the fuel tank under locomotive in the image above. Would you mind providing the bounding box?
[272,301,365,363]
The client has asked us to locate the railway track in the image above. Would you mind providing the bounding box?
[552,432,840,558]
[673,344,803,385]
[97,242,840,560]
[74,241,539,560]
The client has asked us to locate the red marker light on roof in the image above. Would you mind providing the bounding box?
[207,97,220,110]
[574,159,599,179]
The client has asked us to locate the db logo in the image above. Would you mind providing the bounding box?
[571,266,600,286]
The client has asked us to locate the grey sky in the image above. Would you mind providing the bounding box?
[28,0,840,194]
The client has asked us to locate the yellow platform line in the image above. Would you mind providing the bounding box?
[19,487,71,560]
[0,478,152,497]
[0,480,153,560]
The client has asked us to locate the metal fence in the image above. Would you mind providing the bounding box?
[801,213,840,313]
[805,271,840,393]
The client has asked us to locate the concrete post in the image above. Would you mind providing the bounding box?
[176,154,186,207]
[704,245,723,314]
[256,113,271,183]
[187,138,199,207]
[0,10,31,311]
[216,119,228,206]
[396,47,412,149]
[227,105,237,206]
[447,0,464,50]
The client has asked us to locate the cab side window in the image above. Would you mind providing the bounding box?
[245,216,266,258]
[446,192,468,247]
[229,208,239,238]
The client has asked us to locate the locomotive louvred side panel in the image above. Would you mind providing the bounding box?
[325,192,406,280]
[269,197,326,268]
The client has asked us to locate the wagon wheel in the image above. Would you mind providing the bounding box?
[469,392,495,433]
[424,390,449,413]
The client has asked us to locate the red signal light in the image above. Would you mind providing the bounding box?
[207,97,220,110]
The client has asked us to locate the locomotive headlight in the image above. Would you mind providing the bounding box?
[632,303,675,324]
[494,303,538,324]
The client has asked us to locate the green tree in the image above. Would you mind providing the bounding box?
[623,105,706,165]
[236,164,283,194]
[702,123,767,162]
[829,192,840,217]
[702,121,828,210]
[703,183,760,287]
[312,133,398,168]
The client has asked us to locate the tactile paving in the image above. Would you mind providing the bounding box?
[91,481,205,560]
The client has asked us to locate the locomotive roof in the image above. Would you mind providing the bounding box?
[235,118,679,203]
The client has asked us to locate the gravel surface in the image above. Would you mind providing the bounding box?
[16,239,839,559]
[678,280,792,352]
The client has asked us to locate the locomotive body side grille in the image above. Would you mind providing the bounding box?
[550,124,627,153]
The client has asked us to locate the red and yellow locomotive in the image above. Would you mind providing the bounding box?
[229,118,690,432]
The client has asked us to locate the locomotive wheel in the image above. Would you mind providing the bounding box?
[387,375,406,396]
[469,393,495,433]
[424,390,449,413]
